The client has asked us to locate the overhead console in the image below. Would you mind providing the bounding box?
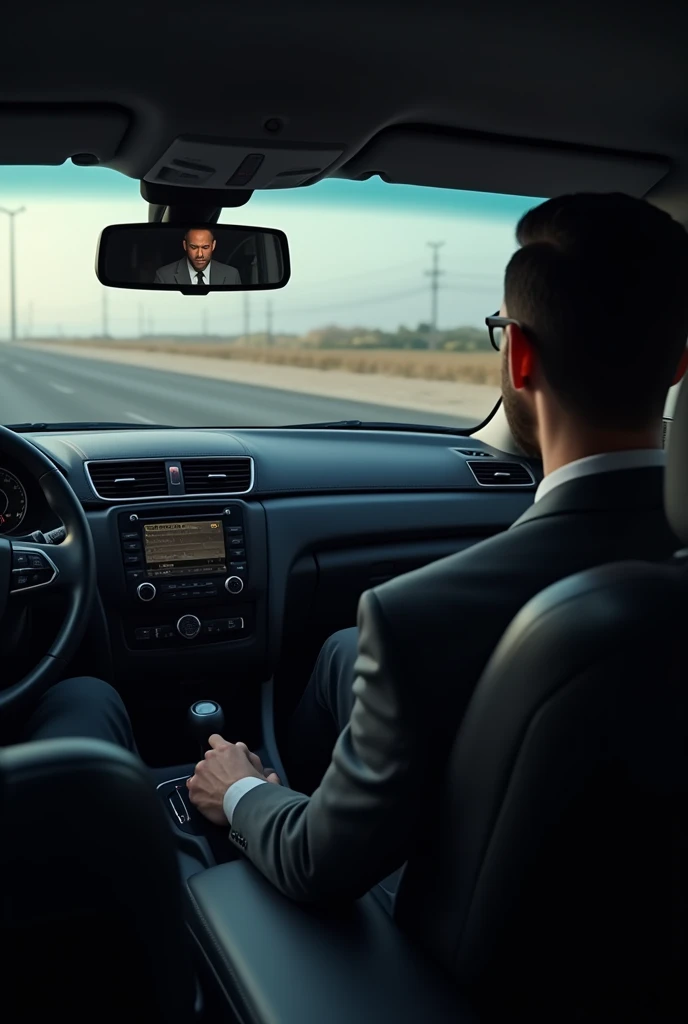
[143,135,345,191]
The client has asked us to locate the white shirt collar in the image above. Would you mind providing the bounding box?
[535,449,666,503]
[188,260,210,285]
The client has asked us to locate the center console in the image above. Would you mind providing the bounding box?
[88,496,269,687]
[116,503,253,648]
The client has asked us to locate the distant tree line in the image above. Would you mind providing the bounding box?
[241,323,491,352]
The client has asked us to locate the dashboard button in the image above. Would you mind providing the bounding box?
[121,531,138,541]
[28,553,47,569]
[12,568,53,589]
[124,554,142,566]
[177,614,201,639]
[229,537,244,546]
[122,541,142,552]
[137,582,157,602]
[13,553,29,568]
[227,526,243,534]
[228,562,247,575]
[224,576,244,595]
[127,570,145,585]
[134,627,154,641]
[231,547,245,558]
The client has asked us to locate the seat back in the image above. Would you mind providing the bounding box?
[0,738,197,1023]
[395,379,688,1021]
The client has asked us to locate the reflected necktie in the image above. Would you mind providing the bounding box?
[196,271,204,285]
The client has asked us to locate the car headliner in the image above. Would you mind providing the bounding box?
[1,1,687,221]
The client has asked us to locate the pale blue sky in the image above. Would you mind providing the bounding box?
[0,166,541,339]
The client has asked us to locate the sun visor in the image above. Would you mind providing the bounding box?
[0,104,131,164]
[144,136,344,190]
[338,127,670,198]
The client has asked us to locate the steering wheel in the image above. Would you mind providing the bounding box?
[0,424,95,714]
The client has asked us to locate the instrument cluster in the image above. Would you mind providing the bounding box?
[0,466,28,534]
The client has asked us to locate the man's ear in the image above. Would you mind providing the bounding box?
[507,324,536,389]
[671,347,688,386]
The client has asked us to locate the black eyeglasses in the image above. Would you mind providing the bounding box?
[485,311,523,352]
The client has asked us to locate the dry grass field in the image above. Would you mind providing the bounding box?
[36,339,501,387]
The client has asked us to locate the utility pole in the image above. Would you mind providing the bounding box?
[102,289,109,338]
[243,293,250,342]
[0,206,26,342]
[425,241,445,350]
[266,300,273,346]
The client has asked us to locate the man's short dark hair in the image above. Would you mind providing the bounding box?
[504,193,688,429]
[184,226,215,241]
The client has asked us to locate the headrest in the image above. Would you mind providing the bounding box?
[666,374,688,545]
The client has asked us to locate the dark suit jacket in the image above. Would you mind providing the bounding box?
[153,259,240,285]
[231,467,680,901]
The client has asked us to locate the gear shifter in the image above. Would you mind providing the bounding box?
[188,699,225,759]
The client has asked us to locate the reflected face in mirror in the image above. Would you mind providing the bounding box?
[97,221,291,291]
[183,228,217,272]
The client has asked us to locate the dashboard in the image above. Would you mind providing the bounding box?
[11,425,541,688]
[0,453,61,536]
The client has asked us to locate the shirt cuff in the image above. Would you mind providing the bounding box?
[223,776,267,824]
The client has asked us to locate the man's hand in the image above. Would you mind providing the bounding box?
[186,735,280,826]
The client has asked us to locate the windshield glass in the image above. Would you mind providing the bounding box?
[0,165,542,430]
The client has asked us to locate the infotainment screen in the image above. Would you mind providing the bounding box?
[143,520,227,578]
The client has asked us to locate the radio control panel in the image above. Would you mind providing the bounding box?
[119,505,248,605]
[117,504,253,649]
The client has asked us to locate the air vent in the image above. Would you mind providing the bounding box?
[466,460,535,487]
[86,459,168,500]
[453,448,494,458]
[181,457,253,495]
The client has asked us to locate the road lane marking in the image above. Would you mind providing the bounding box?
[125,411,156,424]
[12,363,27,372]
[49,382,75,394]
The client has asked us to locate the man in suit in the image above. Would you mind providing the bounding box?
[154,227,240,285]
[186,193,688,903]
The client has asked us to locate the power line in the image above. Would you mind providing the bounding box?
[273,285,427,316]
[425,241,445,341]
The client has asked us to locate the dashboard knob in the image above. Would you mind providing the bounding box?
[177,614,201,640]
[136,582,157,602]
[224,575,244,595]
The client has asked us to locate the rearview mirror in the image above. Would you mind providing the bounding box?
[96,222,290,293]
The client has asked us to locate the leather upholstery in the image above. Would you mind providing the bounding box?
[395,501,688,1015]
[186,859,477,1024]
[666,376,688,544]
[1,738,197,1023]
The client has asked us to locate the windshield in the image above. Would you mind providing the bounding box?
[0,165,542,430]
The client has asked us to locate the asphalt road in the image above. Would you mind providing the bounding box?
[0,344,475,429]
